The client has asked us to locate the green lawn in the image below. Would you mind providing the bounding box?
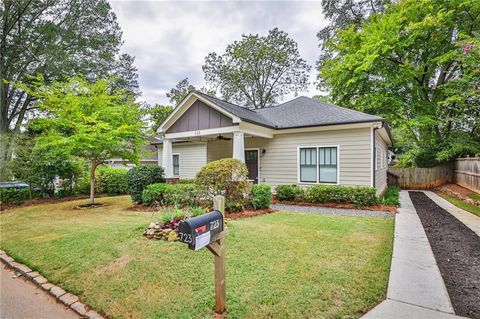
[0,196,393,319]
[438,192,480,217]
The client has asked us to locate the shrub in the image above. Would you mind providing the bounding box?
[178,178,195,184]
[126,165,165,203]
[276,184,303,201]
[305,185,378,208]
[380,186,400,206]
[97,166,129,195]
[251,184,272,209]
[142,183,172,206]
[0,188,30,204]
[195,158,250,212]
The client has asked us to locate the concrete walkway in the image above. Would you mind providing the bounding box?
[361,191,468,319]
[0,265,79,319]
[423,191,480,236]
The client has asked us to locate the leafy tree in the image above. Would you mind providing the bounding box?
[148,104,174,132]
[318,0,480,166]
[203,28,311,109]
[26,77,145,204]
[166,78,196,106]
[0,0,139,162]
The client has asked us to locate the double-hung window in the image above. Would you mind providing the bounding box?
[299,146,338,184]
[173,154,180,176]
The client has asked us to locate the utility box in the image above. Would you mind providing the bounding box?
[178,210,224,251]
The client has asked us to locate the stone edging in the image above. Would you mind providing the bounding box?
[0,249,104,319]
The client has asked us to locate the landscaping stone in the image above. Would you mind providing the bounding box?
[24,271,40,279]
[142,219,184,241]
[33,275,48,285]
[41,283,54,290]
[50,285,67,298]
[70,301,87,315]
[10,261,32,275]
[59,293,79,306]
[0,249,5,254]
[85,310,104,319]
[0,254,14,263]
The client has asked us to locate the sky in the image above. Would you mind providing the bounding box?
[110,1,328,106]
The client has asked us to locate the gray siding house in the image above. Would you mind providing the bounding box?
[157,92,393,195]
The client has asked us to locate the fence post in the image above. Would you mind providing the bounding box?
[213,195,226,314]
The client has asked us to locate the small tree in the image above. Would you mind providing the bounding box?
[28,77,145,204]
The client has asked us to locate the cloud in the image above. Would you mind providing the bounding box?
[110,0,328,105]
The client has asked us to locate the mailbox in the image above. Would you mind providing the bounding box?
[178,210,224,251]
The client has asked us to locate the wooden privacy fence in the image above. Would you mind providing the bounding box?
[388,163,454,190]
[455,157,480,193]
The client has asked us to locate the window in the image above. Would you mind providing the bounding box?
[173,154,180,176]
[299,146,338,184]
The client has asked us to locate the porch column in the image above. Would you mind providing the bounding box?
[162,138,174,178]
[232,131,245,163]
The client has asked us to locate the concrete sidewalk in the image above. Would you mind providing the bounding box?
[424,191,480,236]
[361,191,468,319]
[0,265,79,319]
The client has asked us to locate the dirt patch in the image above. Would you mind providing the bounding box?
[436,184,480,207]
[124,204,159,212]
[95,255,132,275]
[271,199,397,213]
[409,191,480,319]
[0,194,110,211]
[226,208,277,219]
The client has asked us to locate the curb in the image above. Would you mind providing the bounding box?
[0,249,104,319]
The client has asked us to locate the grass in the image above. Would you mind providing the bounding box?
[0,196,394,319]
[438,192,480,217]
[468,193,480,201]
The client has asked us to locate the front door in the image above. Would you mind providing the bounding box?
[245,150,259,184]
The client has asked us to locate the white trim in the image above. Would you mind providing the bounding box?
[296,145,340,185]
[164,126,239,139]
[172,153,180,177]
[158,92,241,133]
[245,148,261,183]
[274,121,380,135]
[370,125,374,187]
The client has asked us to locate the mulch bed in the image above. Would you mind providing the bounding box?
[436,183,480,207]
[226,207,277,219]
[409,191,480,319]
[0,194,110,212]
[271,199,397,213]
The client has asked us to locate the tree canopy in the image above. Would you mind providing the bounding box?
[318,0,480,166]
[203,28,311,109]
[0,0,139,162]
[26,77,145,203]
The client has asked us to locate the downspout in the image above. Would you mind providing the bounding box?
[372,122,384,188]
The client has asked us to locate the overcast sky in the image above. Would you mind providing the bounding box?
[110,1,328,106]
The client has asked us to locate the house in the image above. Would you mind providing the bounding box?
[156,91,393,195]
[107,136,160,169]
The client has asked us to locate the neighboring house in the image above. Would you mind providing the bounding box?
[108,136,160,169]
[157,91,393,195]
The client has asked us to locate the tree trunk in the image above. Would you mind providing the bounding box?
[89,160,96,204]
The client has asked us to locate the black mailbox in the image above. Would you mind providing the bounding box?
[178,210,224,250]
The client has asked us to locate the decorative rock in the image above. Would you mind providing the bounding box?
[24,271,40,279]
[33,275,48,285]
[163,228,172,234]
[71,301,87,315]
[167,231,178,242]
[85,310,104,319]
[41,283,54,290]
[50,285,67,298]
[0,249,5,254]
[149,222,156,228]
[59,292,79,306]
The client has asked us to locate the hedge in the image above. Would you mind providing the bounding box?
[98,167,129,195]
[0,188,31,204]
[126,165,165,203]
[276,184,379,208]
[251,184,272,209]
[142,183,198,207]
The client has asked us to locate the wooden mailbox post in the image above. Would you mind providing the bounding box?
[178,195,228,315]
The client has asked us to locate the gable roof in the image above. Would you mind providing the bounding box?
[194,91,383,129]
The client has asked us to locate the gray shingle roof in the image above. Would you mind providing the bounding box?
[195,92,383,129]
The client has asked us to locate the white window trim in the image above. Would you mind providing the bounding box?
[245,148,261,183]
[172,153,180,177]
[297,145,340,185]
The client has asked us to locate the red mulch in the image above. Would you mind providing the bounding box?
[225,207,277,219]
[0,194,111,212]
[437,184,479,199]
[271,199,397,213]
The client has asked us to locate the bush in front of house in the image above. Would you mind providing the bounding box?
[142,183,198,207]
[97,166,129,195]
[251,184,272,209]
[126,165,165,203]
[275,184,304,201]
[380,186,400,206]
[0,188,31,204]
[305,185,378,208]
[195,158,250,212]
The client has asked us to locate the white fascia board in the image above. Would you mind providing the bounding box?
[164,126,240,139]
